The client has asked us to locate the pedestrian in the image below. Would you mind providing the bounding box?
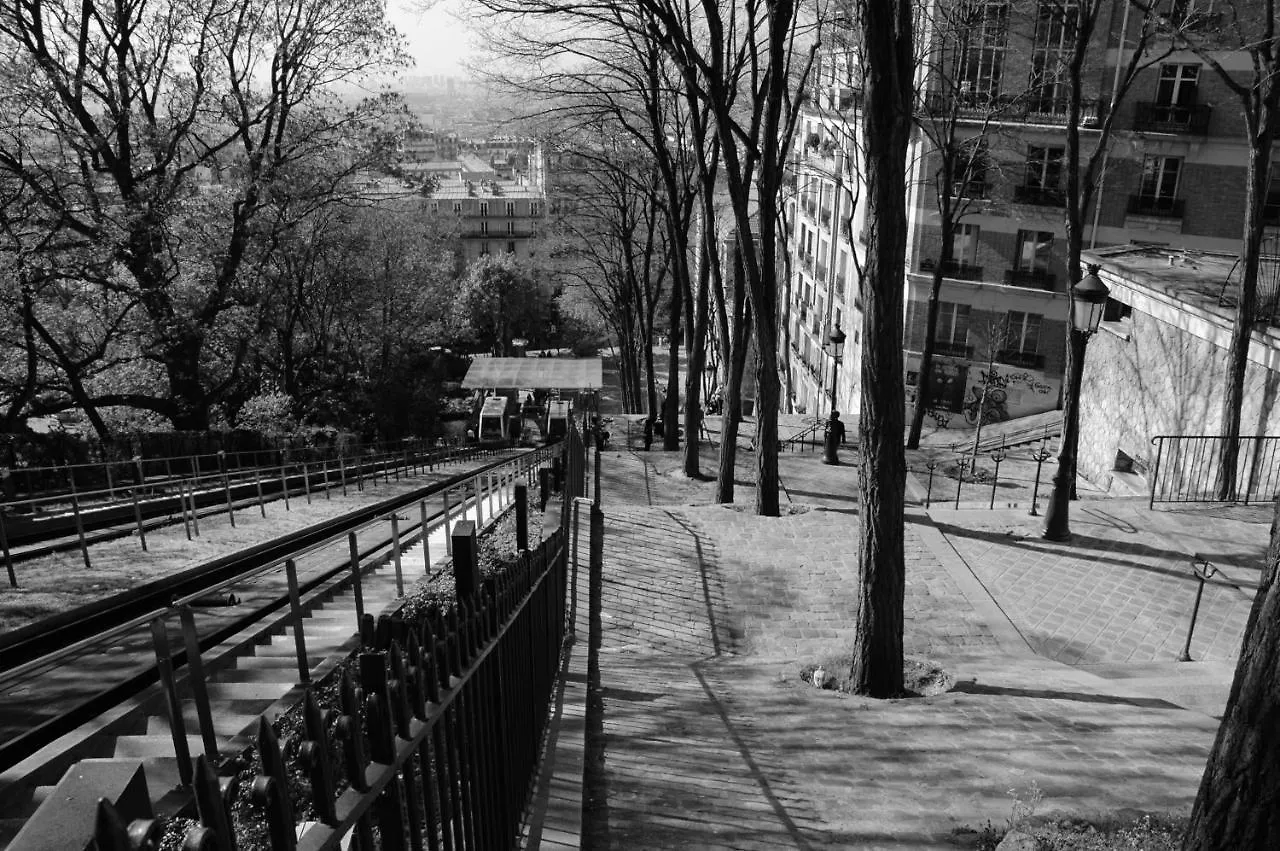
[830,411,846,445]
[643,417,654,450]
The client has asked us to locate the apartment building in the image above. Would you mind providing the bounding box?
[426,142,549,263]
[785,1,1253,429]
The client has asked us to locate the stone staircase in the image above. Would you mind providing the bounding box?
[0,486,507,851]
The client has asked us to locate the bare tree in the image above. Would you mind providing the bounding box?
[0,0,407,430]
[1184,498,1280,848]
[845,0,915,697]
[1163,2,1280,500]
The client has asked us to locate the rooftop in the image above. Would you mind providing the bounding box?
[1085,243,1280,328]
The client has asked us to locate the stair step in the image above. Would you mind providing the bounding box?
[113,734,208,759]
[146,707,260,740]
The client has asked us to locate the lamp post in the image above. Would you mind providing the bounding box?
[1043,265,1110,541]
[822,325,847,465]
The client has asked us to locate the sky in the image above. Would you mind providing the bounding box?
[388,0,476,75]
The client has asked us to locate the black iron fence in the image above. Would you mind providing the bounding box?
[44,426,588,850]
[1149,434,1280,506]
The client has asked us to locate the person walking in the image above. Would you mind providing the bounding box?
[830,411,846,445]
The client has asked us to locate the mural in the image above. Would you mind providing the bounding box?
[906,355,1060,429]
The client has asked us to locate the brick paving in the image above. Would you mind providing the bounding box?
[528,443,1268,850]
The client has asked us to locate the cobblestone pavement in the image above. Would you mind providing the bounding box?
[532,444,1265,849]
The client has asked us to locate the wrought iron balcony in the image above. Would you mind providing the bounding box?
[919,258,985,282]
[1012,184,1066,207]
[996,350,1046,370]
[1127,194,1186,219]
[1003,268,1057,290]
[950,180,988,200]
[930,340,973,359]
[1133,102,1212,135]
[918,91,1107,129]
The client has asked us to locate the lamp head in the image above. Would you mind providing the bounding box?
[1072,265,1110,334]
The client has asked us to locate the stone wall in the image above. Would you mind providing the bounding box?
[1078,307,1280,493]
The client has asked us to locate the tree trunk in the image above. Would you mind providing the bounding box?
[716,243,749,503]
[907,267,948,448]
[684,206,712,477]
[849,0,912,698]
[664,268,683,450]
[1218,117,1271,500]
[1183,499,1280,848]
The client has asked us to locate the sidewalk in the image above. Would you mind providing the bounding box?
[527,444,1268,849]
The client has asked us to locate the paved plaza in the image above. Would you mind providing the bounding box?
[526,438,1269,849]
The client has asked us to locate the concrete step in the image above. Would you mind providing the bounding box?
[112,733,207,759]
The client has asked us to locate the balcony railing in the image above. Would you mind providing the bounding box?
[918,91,1107,129]
[931,340,973,359]
[1004,268,1057,290]
[950,180,988,200]
[996,350,1046,370]
[1012,184,1066,207]
[1127,194,1186,219]
[919,258,985,282]
[1133,102,1212,135]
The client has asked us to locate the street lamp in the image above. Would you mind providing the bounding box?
[822,325,847,465]
[1043,265,1110,541]
[512,337,528,357]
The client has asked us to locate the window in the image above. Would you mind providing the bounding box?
[480,221,489,235]
[1016,146,1064,205]
[430,200,439,213]
[1015,230,1054,273]
[935,302,972,353]
[507,221,515,235]
[1005,312,1041,354]
[530,201,542,216]
[480,242,490,255]
[1028,1,1076,114]
[507,241,516,253]
[1140,155,1182,201]
[952,146,988,198]
[1156,64,1200,107]
[479,201,489,216]
[957,1,1009,104]
[452,201,462,214]
[1024,146,1063,191]
[506,201,516,217]
[948,224,980,269]
[999,311,1044,368]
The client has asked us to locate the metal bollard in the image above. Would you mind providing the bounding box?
[1178,555,1220,662]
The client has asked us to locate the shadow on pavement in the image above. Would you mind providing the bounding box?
[949,680,1185,711]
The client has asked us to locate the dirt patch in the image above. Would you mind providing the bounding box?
[798,654,955,698]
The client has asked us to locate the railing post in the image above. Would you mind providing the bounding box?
[218,451,235,528]
[349,532,365,626]
[178,606,220,762]
[453,520,479,600]
[419,499,432,571]
[474,474,485,528]
[150,617,193,787]
[67,466,92,570]
[390,513,405,597]
[285,558,311,684]
[0,510,15,587]
[443,488,453,554]
[1149,436,1165,509]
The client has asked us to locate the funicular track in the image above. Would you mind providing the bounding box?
[0,443,557,817]
[0,442,478,565]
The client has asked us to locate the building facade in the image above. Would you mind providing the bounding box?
[425,142,548,263]
[785,1,1257,431]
